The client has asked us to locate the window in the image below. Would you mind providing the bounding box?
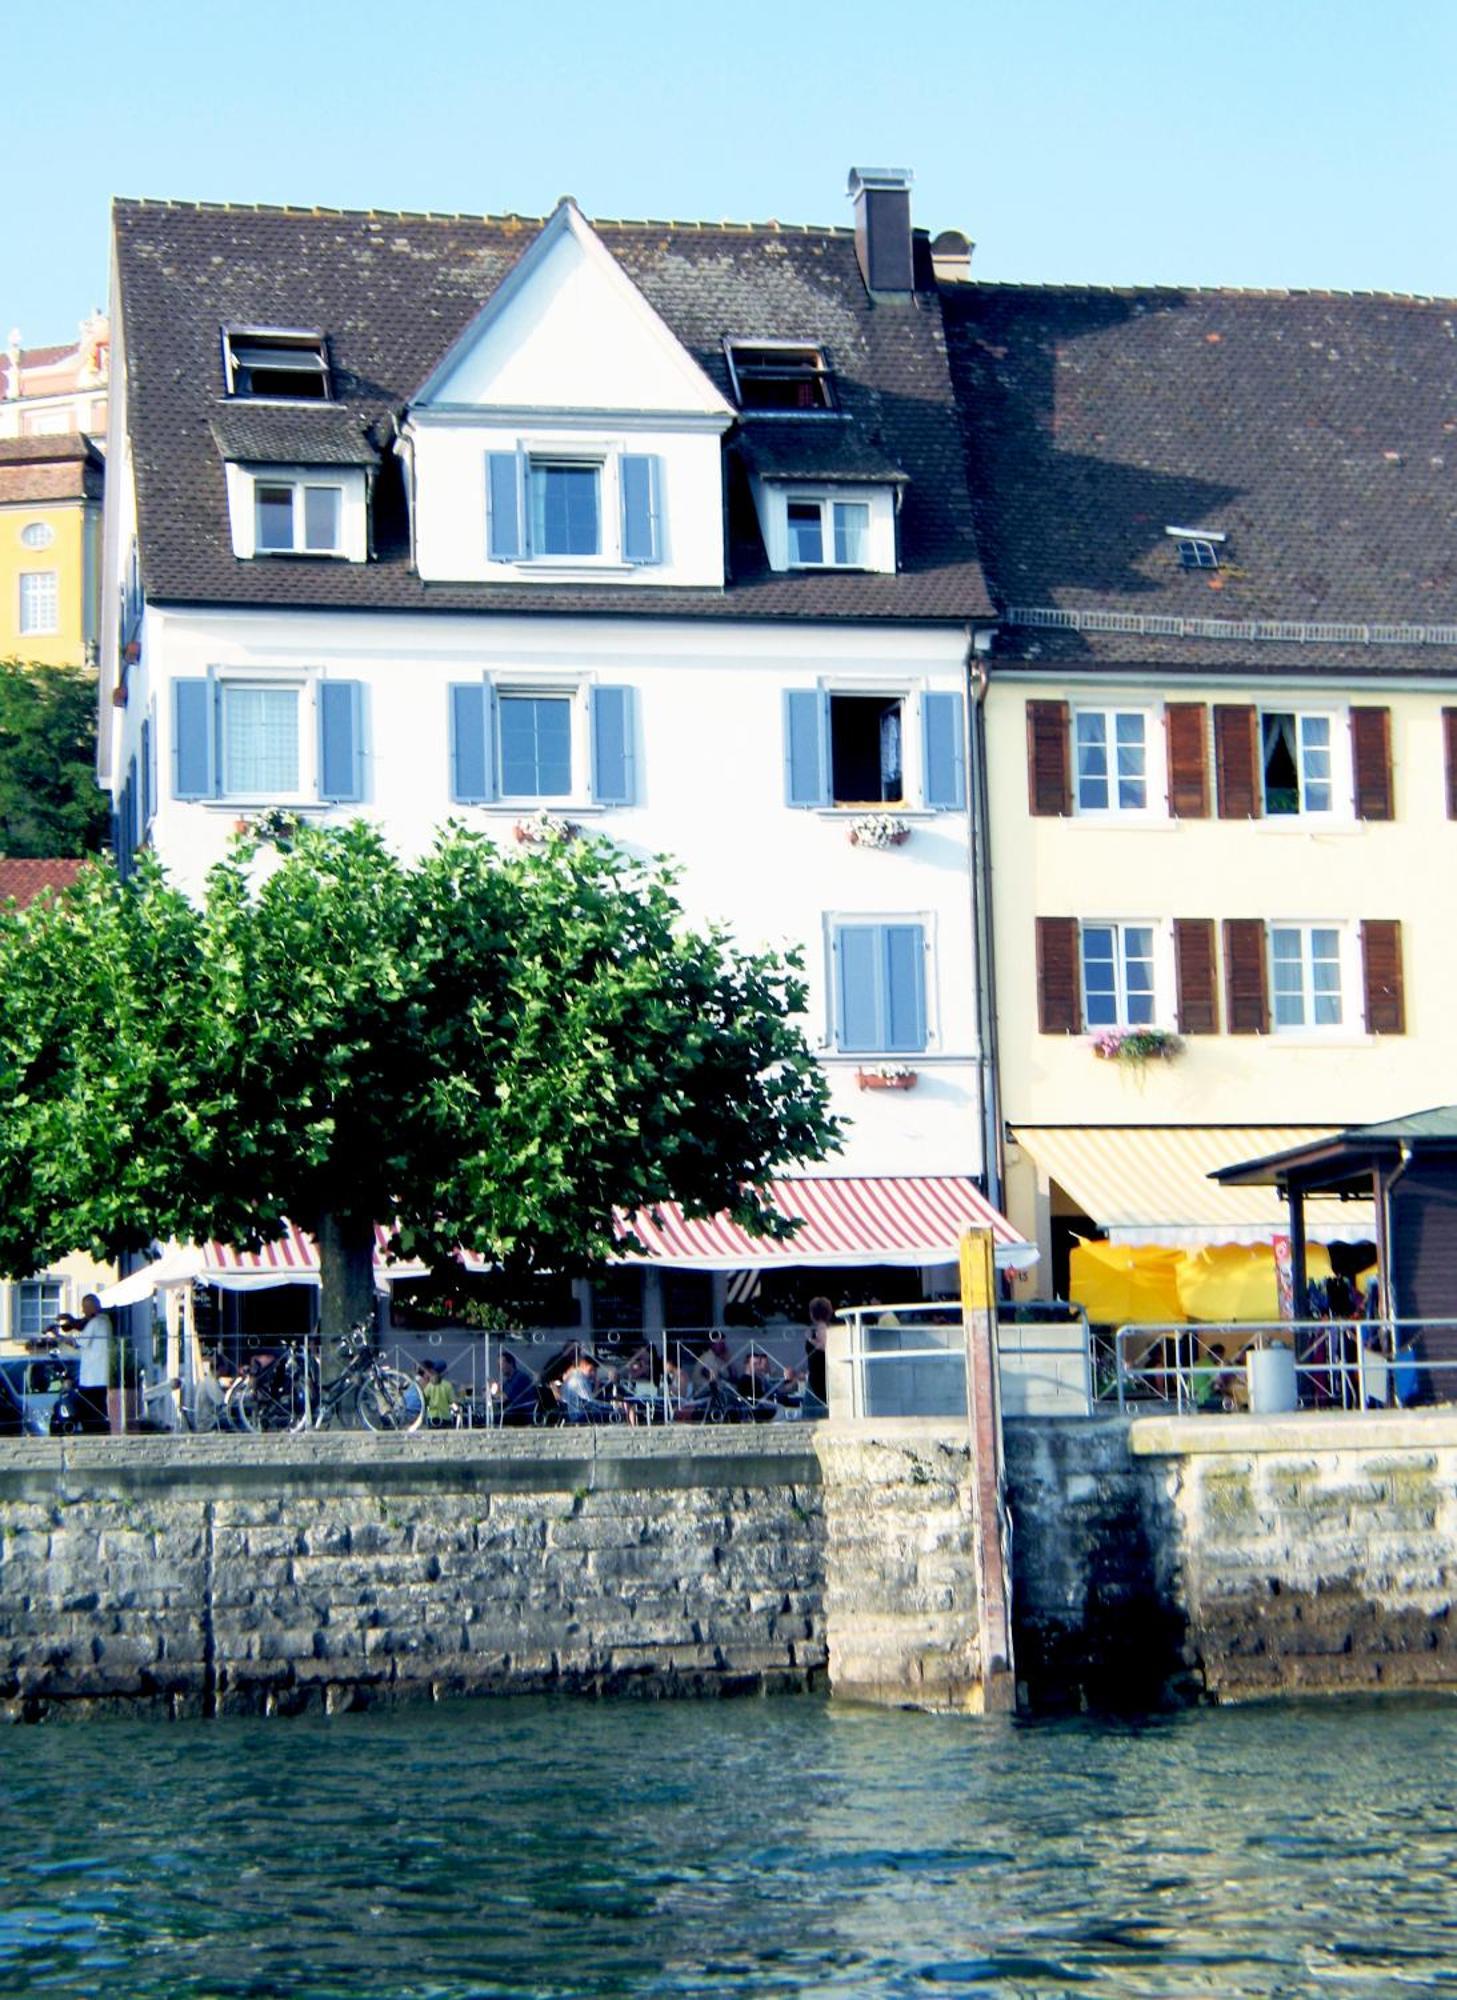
[785,688,965,811]
[223,327,331,401]
[830,695,902,804]
[1081,923,1157,1029]
[19,521,54,551]
[220,685,300,796]
[1270,925,1343,1030]
[486,451,661,566]
[833,922,927,1053]
[1261,712,1332,816]
[15,1279,62,1341]
[449,681,637,808]
[786,497,870,568]
[726,343,835,412]
[498,693,573,798]
[254,479,343,555]
[1166,526,1226,570]
[19,571,58,634]
[173,676,364,804]
[1074,710,1148,812]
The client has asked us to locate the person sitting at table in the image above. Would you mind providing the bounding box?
[496,1350,538,1426]
[559,1348,601,1420]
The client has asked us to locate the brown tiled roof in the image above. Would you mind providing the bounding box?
[0,859,85,907]
[113,199,993,624]
[0,435,105,505]
[208,406,382,467]
[943,284,1457,676]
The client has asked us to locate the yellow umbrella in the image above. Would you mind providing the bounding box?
[1070,1240,1185,1326]
[1176,1241,1333,1325]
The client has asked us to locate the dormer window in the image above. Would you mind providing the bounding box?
[788,496,869,568]
[255,479,343,555]
[224,327,331,401]
[1166,525,1226,570]
[726,342,835,413]
[222,461,367,562]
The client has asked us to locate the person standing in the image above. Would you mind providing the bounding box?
[56,1292,114,1432]
[803,1296,834,1415]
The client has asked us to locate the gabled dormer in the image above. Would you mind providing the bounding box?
[739,427,906,576]
[212,406,378,564]
[405,200,734,588]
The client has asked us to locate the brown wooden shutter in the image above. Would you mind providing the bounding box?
[1036,917,1082,1033]
[1165,704,1210,818]
[1350,708,1393,820]
[1222,919,1269,1034]
[1214,705,1260,818]
[1174,919,1219,1034]
[1026,700,1071,817]
[1361,919,1405,1034]
[1443,709,1457,819]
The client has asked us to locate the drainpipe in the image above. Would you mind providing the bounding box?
[963,626,1004,1211]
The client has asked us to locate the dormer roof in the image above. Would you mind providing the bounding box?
[112,197,992,622]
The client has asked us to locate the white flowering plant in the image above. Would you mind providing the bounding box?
[848,815,911,849]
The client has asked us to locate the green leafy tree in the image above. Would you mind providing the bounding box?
[0,658,109,857]
[0,823,839,1345]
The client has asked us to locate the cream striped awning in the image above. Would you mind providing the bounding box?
[1013,1126,1376,1247]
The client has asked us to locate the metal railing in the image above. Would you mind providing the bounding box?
[1114,1318,1457,1416]
[837,1304,971,1422]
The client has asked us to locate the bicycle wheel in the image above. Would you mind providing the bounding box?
[354,1366,425,1433]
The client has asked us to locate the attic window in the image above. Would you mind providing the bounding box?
[1166,526,1227,571]
[223,327,331,402]
[726,342,835,413]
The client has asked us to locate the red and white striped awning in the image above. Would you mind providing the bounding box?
[198,1223,429,1290]
[619,1175,1035,1272]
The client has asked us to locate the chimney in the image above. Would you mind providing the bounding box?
[847,167,915,297]
[931,230,974,285]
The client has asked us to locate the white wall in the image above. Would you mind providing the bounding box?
[126,607,985,1180]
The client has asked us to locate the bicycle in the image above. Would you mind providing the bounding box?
[295,1325,424,1433]
[226,1344,314,1433]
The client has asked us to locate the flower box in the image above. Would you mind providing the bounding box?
[856,1064,919,1091]
[848,815,911,850]
[1090,1027,1183,1068]
[512,811,580,845]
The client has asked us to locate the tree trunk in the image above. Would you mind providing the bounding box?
[315,1212,377,1386]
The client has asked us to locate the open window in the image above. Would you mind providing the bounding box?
[726,342,835,413]
[785,687,964,811]
[223,327,331,401]
[1261,712,1332,816]
[829,695,902,804]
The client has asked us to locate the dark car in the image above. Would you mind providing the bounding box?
[0,1353,79,1436]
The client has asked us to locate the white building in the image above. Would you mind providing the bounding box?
[99,173,1027,1323]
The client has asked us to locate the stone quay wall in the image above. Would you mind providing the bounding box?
[0,1424,991,1721]
[1007,1410,1457,1708]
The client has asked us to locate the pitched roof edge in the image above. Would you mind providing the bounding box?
[110,194,865,240]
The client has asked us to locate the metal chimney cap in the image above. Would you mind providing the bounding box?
[847,167,914,198]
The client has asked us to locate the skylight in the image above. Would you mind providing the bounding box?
[726,342,835,413]
[223,326,331,401]
[1165,526,1227,571]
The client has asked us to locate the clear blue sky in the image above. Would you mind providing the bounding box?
[6,0,1454,343]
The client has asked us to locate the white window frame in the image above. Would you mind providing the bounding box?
[252,477,345,557]
[494,682,587,805]
[14,1277,65,1342]
[1268,921,1349,1034]
[724,340,836,414]
[222,325,331,402]
[18,571,58,635]
[214,676,314,805]
[224,464,366,563]
[824,685,908,807]
[1259,708,1345,820]
[1073,707,1154,816]
[784,492,873,570]
[1079,920,1168,1031]
[525,455,605,561]
[19,521,54,551]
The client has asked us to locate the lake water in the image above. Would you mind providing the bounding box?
[3,1694,1456,1997]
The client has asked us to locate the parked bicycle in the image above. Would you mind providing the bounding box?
[229,1326,423,1433]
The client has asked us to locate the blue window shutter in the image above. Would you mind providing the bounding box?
[620,455,661,564]
[145,700,158,825]
[449,682,495,804]
[173,678,214,799]
[318,681,364,803]
[922,690,966,810]
[784,689,829,807]
[139,716,152,827]
[591,685,637,805]
[883,924,927,1051]
[487,453,523,561]
[836,927,882,1051]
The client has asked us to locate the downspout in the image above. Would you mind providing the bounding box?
[964,625,1004,1211]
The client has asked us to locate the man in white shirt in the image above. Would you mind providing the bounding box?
[57,1293,113,1432]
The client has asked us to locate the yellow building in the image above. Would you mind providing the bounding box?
[0,437,104,666]
[941,279,1457,1302]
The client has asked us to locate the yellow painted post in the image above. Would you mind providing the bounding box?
[961,1227,1017,1710]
